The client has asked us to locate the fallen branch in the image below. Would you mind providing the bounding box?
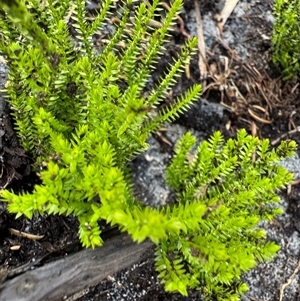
[0,233,153,301]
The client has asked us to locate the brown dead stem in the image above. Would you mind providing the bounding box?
[194,0,207,80]
[279,260,300,301]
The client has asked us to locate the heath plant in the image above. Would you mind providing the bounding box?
[272,0,300,79]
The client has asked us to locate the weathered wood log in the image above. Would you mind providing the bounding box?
[0,233,153,301]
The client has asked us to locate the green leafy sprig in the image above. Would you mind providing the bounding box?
[0,0,201,247]
[157,129,296,298]
[272,0,300,79]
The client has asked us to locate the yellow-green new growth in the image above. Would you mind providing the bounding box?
[159,129,296,298]
[0,0,201,248]
[272,0,300,79]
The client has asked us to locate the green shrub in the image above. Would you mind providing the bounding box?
[0,0,296,299]
[272,0,300,79]
[158,130,295,299]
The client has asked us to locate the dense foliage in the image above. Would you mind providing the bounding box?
[0,0,296,299]
[272,0,300,79]
[158,129,295,299]
[0,0,200,245]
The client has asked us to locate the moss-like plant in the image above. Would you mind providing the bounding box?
[0,0,297,300]
[272,0,300,79]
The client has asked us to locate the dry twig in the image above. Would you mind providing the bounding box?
[194,0,207,79]
[214,0,240,34]
[8,228,44,241]
[271,126,300,145]
[279,260,300,301]
[162,2,191,39]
